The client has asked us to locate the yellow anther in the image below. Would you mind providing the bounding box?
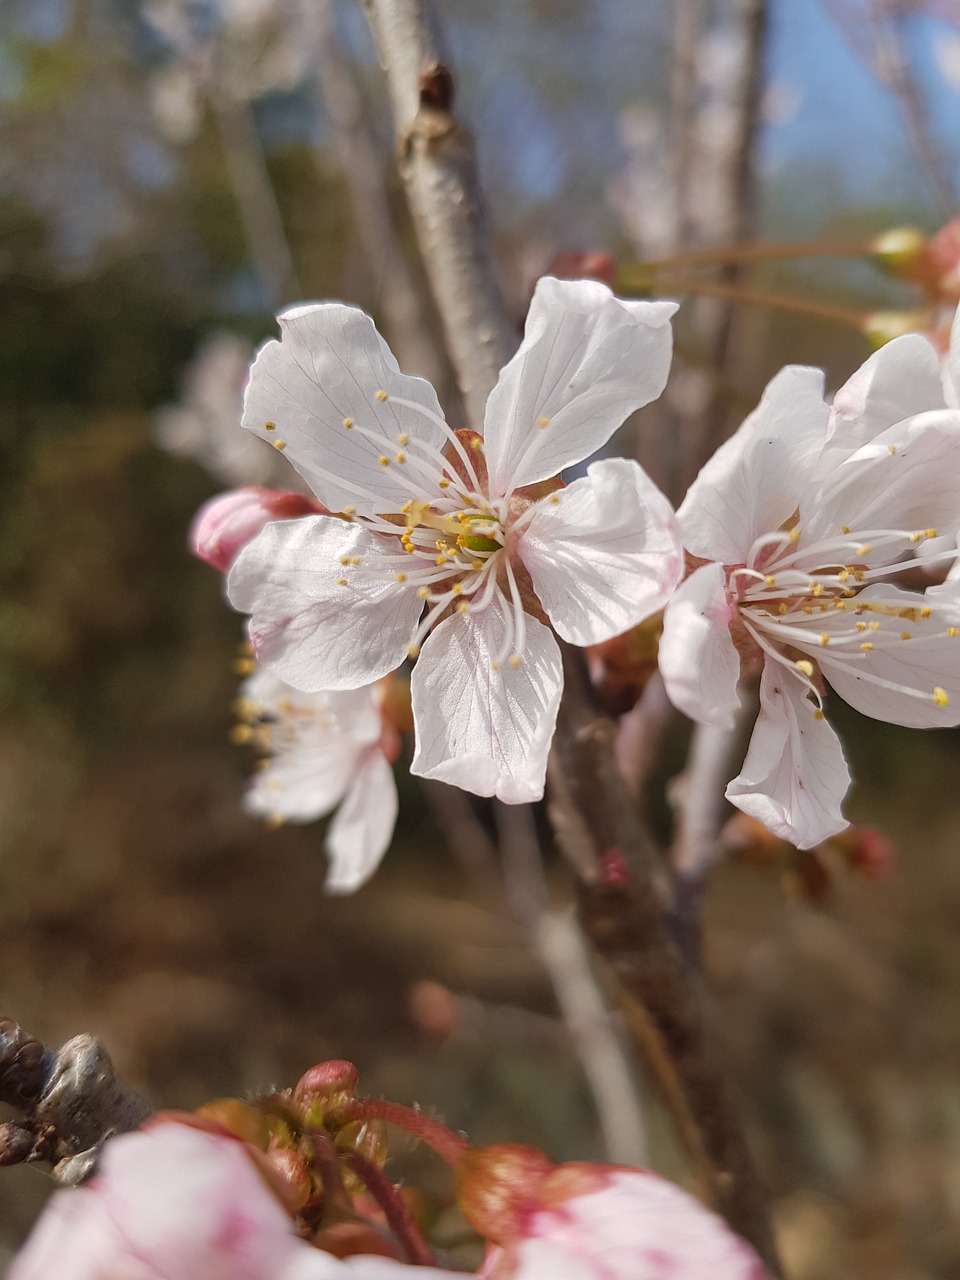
[342,417,354,429]
[810,582,824,597]
[342,506,355,519]
[435,555,449,566]
[838,569,850,583]
[549,494,561,505]
[379,455,390,466]
[407,643,421,659]
[819,634,830,646]
[764,575,776,587]
[537,416,551,428]
[401,500,413,513]
[869,621,880,631]
[910,531,923,543]
[395,452,406,463]
[921,606,932,619]
[856,621,867,632]
[229,724,254,745]
[803,607,813,615]
[435,539,448,551]
[833,599,847,610]
[814,709,825,721]
[926,528,938,539]
[856,543,873,556]
[888,444,897,455]
[456,601,470,613]
[471,559,484,570]
[778,602,788,614]
[933,687,950,707]
[417,587,430,599]
[337,577,348,586]
[860,642,874,651]
[396,572,407,583]
[451,582,463,594]
[375,389,389,402]
[439,478,451,489]
[265,421,276,431]
[470,437,483,451]
[788,528,801,543]
[795,659,815,677]
[949,627,960,637]
[508,654,522,667]
[339,556,350,565]
[490,660,501,671]
[398,433,409,446]
[350,557,362,566]
[841,525,850,535]
[900,631,912,640]
[272,439,287,451]
[232,657,256,675]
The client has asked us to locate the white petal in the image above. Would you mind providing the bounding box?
[678,366,829,564]
[726,664,850,849]
[325,748,398,893]
[827,334,946,459]
[242,670,383,747]
[658,564,742,729]
[227,516,422,690]
[242,303,447,516]
[410,595,563,802]
[811,584,960,728]
[517,458,683,645]
[482,277,676,495]
[245,736,358,823]
[799,409,960,553]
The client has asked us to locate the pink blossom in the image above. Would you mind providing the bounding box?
[475,1160,769,1280]
[9,1121,458,1280]
[191,487,322,571]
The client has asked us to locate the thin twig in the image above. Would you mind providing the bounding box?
[361,0,517,427]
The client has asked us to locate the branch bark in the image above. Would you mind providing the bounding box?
[361,0,517,428]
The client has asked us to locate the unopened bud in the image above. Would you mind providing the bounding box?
[869,227,928,276]
[294,1060,360,1101]
[190,487,322,572]
[265,1144,314,1213]
[863,309,929,349]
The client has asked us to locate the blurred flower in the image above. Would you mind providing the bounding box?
[660,318,960,848]
[228,278,682,803]
[235,667,399,893]
[155,333,290,487]
[192,486,325,572]
[458,1145,768,1279]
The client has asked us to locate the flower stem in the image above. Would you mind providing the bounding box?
[619,235,874,283]
[343,1150,437,1266]
[341,1099,469,1167]
[625,276,869,330]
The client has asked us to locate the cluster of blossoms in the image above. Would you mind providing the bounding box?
[11,1061,768,1279]
[192,278,960,874]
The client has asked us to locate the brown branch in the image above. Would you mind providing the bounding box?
[361,0,517,428]
[0,1018,151,1184]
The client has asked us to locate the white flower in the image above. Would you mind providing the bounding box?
[227,278,682,802]
[659,323,960,848]
[238,668,398,894]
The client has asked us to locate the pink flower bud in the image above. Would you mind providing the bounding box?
[191,487,323,572]
[467,1157,770,1280]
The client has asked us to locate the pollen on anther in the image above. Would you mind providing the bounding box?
[490,660,501,671]
[230,724,253,745]
[342,506,356,519]
[819,634,830,646]
[339,556,350,565]
[264,421,276,431]
[342,417,354,429]
[537,416,551,429]
[933,687,950,707]
[396,452,406,463]
[273,439,287,451]
[921,606,932,619]
[451,583,463,594]
[901,631,912,640]
[407,643,420,659]
[856,543,873,556]
[456,601,470,613]
[375,389,389,402]
[439,479,451,489]
[417,587,430,599]
[814,709,825,721]
[926,528,938,539]
[795,659,815,677]
[470,438,483,451]
[788,528,801,543]
[379,455,390,466]
[396,572,407,583]
[949,627,960,638]
[856,622,867,632]
[860,642,874,651]
[888,444,897,455]
[398,433,409,446]
[508,654,521,667]
[764,575,776,587]
[337,577,348,586]
[841,525,851,535]
[471,559,483,570]
[778,602,788,614]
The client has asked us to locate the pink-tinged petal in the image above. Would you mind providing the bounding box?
[324,748,398,894]
[227,517,422,691]
[517,458,683,645]
[191,488,323,572]
[658,564,742,729]
[503,1169,768,1280]
[483,277,676,495]
[726,664,850,849]
[244,733,360,824]
[410,595,563,803]
[243,304,447,517]
[827,333,946,459]
[11,1122,305,1280]
[677,366,829,564]
[799,409,960,553]
[810,584,960,728]
[280,1258,464,1280]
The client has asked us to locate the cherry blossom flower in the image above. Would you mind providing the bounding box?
[659,326,960,847]
[227,277,682,802]
[459,1147,767,1280]
[10,1120,465,1280]
[236,666,399,893]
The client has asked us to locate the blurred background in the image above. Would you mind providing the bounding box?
[2,1,960,1275]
